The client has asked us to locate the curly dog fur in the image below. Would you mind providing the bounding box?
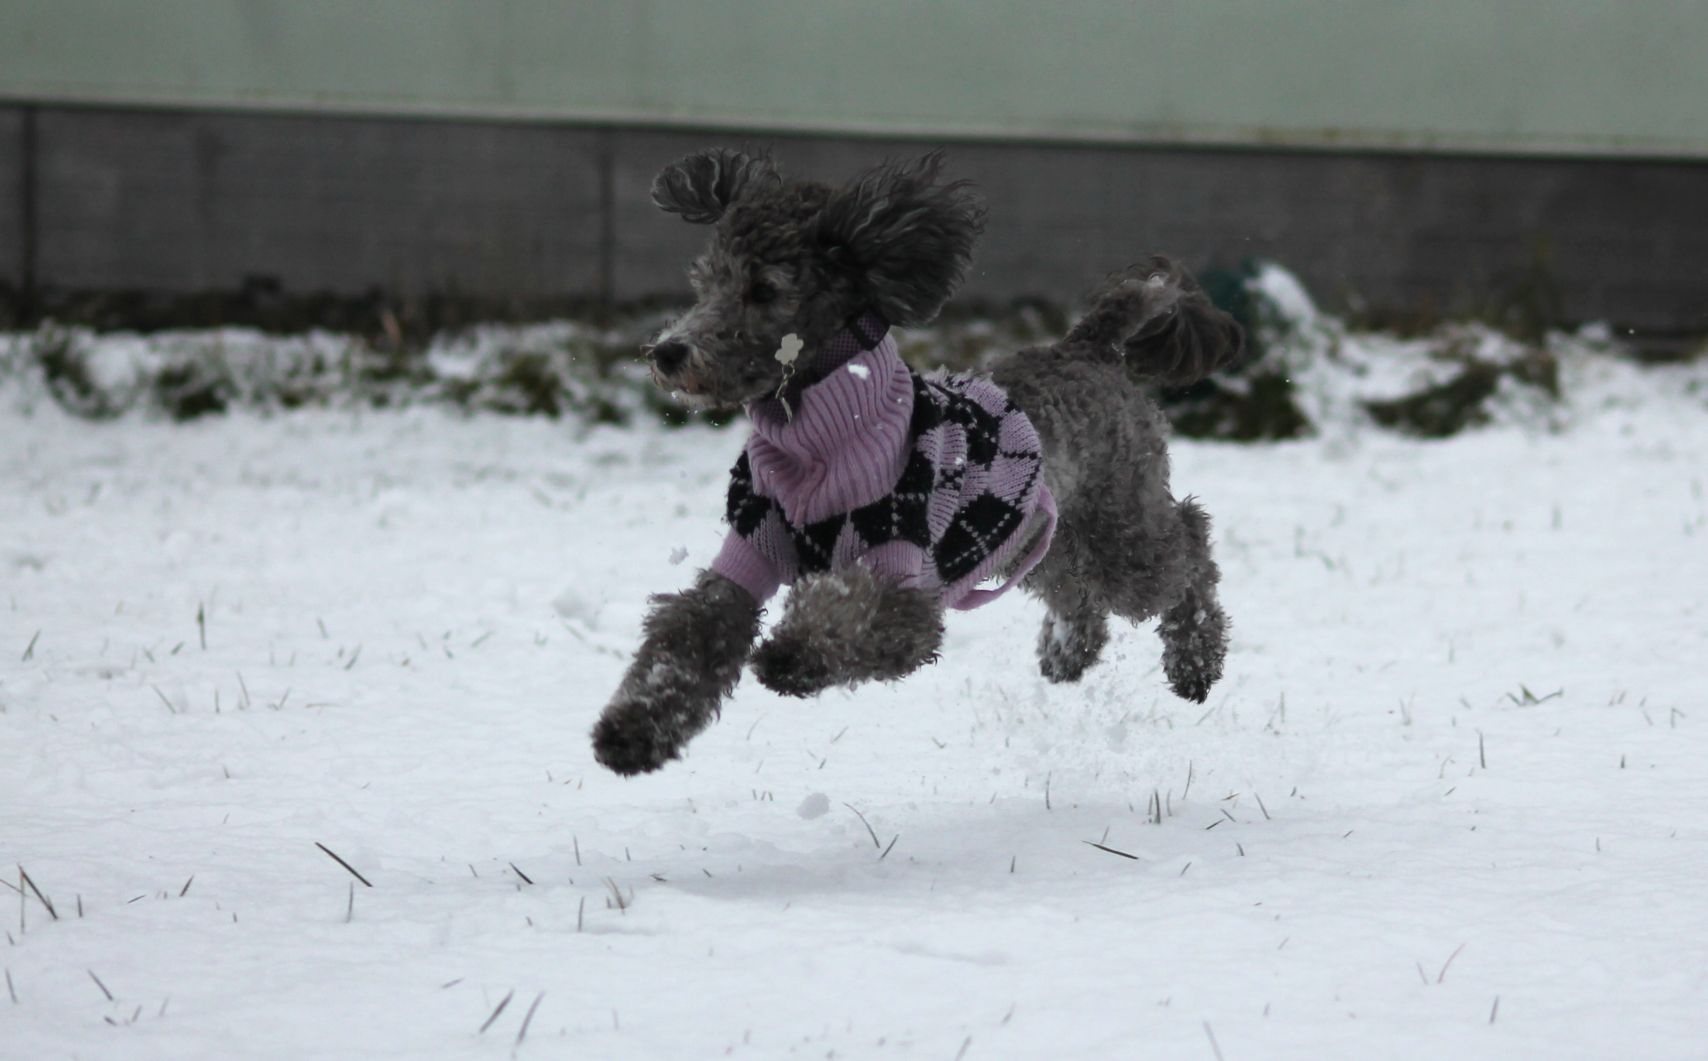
[592,149,1243,775]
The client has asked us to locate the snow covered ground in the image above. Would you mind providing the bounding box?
[3,342,1707,1059]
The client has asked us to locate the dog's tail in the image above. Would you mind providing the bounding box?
[1062,256,1245,388]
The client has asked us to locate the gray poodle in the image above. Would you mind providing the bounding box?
[591,149,1243,776]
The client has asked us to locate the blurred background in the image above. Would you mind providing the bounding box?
[1,1,1705,436]
[4,0,1705,335]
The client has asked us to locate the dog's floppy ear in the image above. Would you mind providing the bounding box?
[816,152,986,326]
[651,149,781,224]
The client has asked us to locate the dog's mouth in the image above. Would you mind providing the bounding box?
[649,366,721,409]
[667,384,721,411]
[650,366,702,395]
[649,360,782,412]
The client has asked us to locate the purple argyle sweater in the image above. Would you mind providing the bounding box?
[711,313,1056,611]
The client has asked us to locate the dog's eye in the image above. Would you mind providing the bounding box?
[750,281,778,305]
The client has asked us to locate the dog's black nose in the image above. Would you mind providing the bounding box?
[650,339,690,375]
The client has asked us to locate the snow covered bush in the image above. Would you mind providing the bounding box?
[0,264,1680,438]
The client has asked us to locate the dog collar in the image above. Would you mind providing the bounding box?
[760,310,890,418]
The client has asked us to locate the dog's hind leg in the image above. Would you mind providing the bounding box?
[1156,499,1228,703]
[591,570,762,775]
[1038,604,1109,684]
[751,566,944,698]
[1026,540,1111,683]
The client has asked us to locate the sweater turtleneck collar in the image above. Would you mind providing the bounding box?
[741,312,915,527]
[751,311,890,422]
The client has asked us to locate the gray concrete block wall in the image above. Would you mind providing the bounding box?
[33,107,603,297]
[0,108,23,289]
[8,104,1708,332]
[608,130,1708,331]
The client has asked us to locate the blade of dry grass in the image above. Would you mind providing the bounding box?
[478,989,514,1034]
[1082,841,1140,860]
[842,803,881,849]
[515,992,545,1046]
[17,867,57,920]
[314,843,373,887]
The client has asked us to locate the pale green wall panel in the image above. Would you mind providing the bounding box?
[3,0,1706,156]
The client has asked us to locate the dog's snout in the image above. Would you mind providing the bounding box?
[650,339,690,375]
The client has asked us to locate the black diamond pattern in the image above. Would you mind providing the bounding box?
[942,390,1004,465]
[789,514,845,574]
[849,450,934,549]
[908,376,943,435]
[726,453,775,536]
[934,492,1025,584]
[725,366,1047,596]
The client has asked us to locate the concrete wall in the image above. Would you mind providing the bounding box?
[9,105,1708,332]
[4,0,1707,159]
[30,108,604,298]
[0,108,23,290]
[623,132,1708,331]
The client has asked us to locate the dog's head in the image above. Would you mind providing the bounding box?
[644,148,986,410]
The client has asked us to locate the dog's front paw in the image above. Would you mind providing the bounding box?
[751,635,834,698]
[1163,647,1222,705]
[591,705,681,776]
[1167,672,1213,704]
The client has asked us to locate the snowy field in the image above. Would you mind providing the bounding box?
[3,342,1707,1059]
